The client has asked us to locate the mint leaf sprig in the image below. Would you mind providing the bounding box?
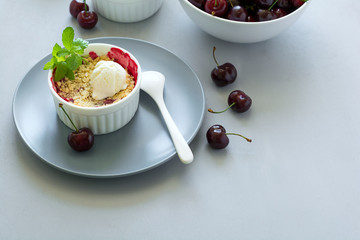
[44,27,89,82]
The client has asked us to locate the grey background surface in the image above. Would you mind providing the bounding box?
[1,0,359,239]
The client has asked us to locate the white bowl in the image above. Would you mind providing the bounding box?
[48,43,142,135]
[179,0,311,43]
[92,0,163,23]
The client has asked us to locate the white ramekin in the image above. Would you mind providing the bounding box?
[48,43,142,135]
[92,0,163,23]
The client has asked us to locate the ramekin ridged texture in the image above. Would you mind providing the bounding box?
[48,43,142,135]
[93,0,163,23]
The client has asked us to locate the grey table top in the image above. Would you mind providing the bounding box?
[1,0,359,239]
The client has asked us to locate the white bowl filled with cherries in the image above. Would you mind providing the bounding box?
[179,0,311,43]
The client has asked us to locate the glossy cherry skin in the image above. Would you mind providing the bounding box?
[77,10,98,29]
[205,0,228,17]
[189,0,206,8]
[257,9,277,21]
[272,8,288,18]
[292,0,305,8]
[68,128,94,152]
[69,0,89,18]
[228,90,252,113]
[227,5,248,21]
[206,125,229,149]
[277,0,291,8]
[211,63,237,86]
[254,0,275,8]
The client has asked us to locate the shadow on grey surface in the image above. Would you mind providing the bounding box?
[14,129,190,208]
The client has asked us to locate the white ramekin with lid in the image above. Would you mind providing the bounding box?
[48,43,142,135]
[92,0,163,23]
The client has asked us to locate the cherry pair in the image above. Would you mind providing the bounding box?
[70,0,98,29]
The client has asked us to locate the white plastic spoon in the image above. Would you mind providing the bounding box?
[141,71,194,164]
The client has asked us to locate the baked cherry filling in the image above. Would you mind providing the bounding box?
[51,47,138,107]
[107,48,138,84]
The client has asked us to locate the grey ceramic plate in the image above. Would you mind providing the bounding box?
[13,37,205,178]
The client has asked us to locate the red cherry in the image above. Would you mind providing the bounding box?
[206,125,252,149]
[292,0,305,8]
[227,90,252,113]
[204,0,228,17]
[206,125,229,149]
[277,0,292,8]
[208,90,252,114]
[77,10,98,29]
[254,0,275,8]
[69,0,89,18]
[227,5,248,22]
[211,47,237,87]
[59,103,94,152]
[272,8,288,18]
[189,0,206,9]
[257,9,277,21]
[68,128,94,152]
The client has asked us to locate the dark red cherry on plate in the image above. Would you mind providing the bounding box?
[68,128,94,152]
[77,9,98,29]
[69,0,89,18]
[211,46,237,87]
[59,103,94,152]
[205,0,228,17]
[189,0,206,9]
[227,5,248,22]
[206,124,252,149]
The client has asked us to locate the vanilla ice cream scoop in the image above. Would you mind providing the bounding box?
[90,60,128,100]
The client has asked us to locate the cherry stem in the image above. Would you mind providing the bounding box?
[212,46,219,67]
[229,0,234,8]
[208,102,236,114]
[226,133,252,142]
[268,0,279,10]
[84,0,88,14]
[59,103,79,132]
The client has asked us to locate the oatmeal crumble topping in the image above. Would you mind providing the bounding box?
[55,55,135,107]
